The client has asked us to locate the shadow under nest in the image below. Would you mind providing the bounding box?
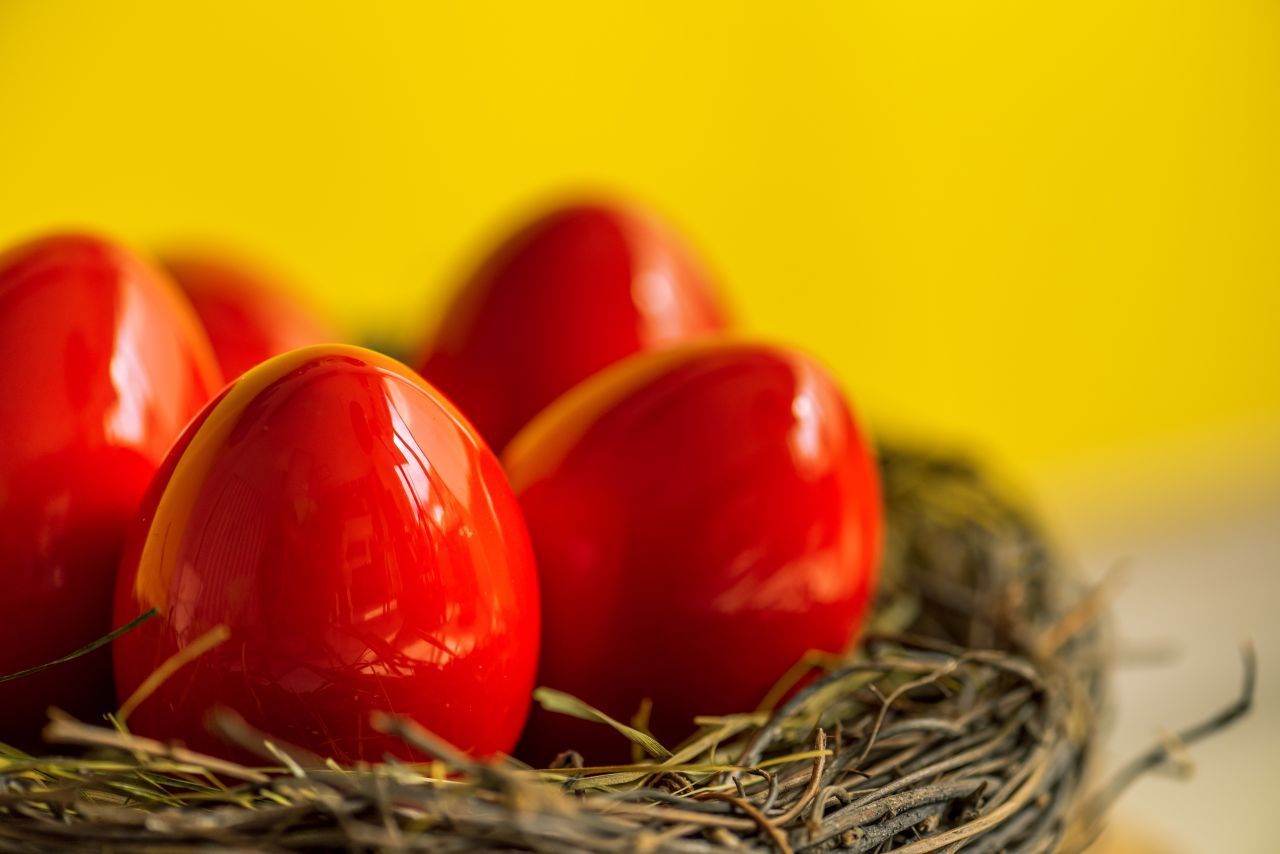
[0,444,1249,853]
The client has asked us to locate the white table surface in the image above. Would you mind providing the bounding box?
[1024,420,1279,853]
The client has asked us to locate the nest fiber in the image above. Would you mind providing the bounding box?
[0,446,1196,853]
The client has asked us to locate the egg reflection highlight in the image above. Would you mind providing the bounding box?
[505,342,881,765]
[113,345,539,762]
[418,200,729,452]
[0,233,221,748]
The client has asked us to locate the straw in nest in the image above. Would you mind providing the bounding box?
[0,445,1253,853]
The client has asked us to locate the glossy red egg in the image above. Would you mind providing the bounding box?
[0,233,223,746]
[505,342,881,764]
[418,200,729,452]
[112,345,540,762]
[161,251,336,380]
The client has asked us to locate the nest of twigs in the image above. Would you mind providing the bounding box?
[0,445,1254,853]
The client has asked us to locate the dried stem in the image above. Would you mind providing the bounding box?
[0,445,1249,852]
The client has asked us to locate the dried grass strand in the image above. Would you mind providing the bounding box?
[0,445,1251,852]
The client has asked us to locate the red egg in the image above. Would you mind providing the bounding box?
[418,200,729,452]
[161,251,336,380]
[0,233,222,746]
[504,342,881,764]
[112,345,540,762]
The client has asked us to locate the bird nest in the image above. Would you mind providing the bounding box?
[0,444,1253,853]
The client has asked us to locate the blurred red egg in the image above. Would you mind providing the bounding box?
[0,233,223,746]
[418,200,729,452]
[505,342,881,764]
[161,251,336,380]
[112,345,540,762]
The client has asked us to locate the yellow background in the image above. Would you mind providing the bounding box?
[3,6,1277,848]
[2,0,1277,507]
